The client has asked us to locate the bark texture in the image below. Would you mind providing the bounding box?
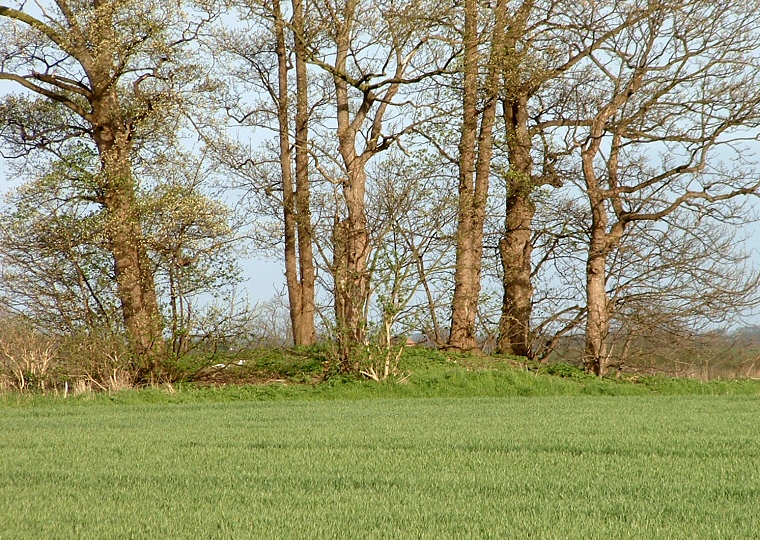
[449,0,507,351]
[275,0,316,346]
[331,0,372,360]
[95,124,164,363]
[292,0,316,345]
[497,93,534,357]
[76,4,165,365]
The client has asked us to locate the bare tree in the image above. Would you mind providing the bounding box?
[555,0,760,374]
[485,0,661,357]
[365,150,458,346]
[294,0,455,365]
[602,215,760,372]
[219,0,454,361]
[214,0,318,347]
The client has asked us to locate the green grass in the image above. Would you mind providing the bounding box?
[3,350,760,538]
[2,395,760,538]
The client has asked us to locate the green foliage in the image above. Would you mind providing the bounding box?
[0,96,87,157]
[0,148,251,360]
[139,167,249,356]
[0,150,118,332]
[540,361,589,379]
[2,396,760,538]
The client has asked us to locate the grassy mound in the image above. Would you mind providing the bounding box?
[2,346,760,408]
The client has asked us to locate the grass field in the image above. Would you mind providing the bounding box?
[2,394,760,539]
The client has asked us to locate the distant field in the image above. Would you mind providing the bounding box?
[2,395,760,539]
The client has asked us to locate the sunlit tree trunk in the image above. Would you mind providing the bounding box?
[94,99,165,370]
[584,224,610,376]
[447,0,480,350]
[449,0,506,351]
[74,4,165,366]
[330,0,372,362]
[497,92,534,357]
[274,0,316,346]
[292,0,316,345]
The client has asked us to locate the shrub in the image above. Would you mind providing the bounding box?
[542,362,587,379]
[0,317,59,392]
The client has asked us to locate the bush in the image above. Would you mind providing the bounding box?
[0,316,143,394]
[0,318,59,392]
[56,330,138,392]
[541,362,587,379]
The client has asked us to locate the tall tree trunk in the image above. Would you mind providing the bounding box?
[0,0,175,374]
[274,0,316,346]
[331,0,371,364]
[307,0,413,363]
[582,141,612,376]
[581,136,620,377]
[449,0,506,351]
[497,94,534,357]
[448,0,480,351]
[332,164,371,361]
[497,196,534,357]
[293,0,316,345]
[94,122,164,368]
[579,74,645,375]
[584,220,609,376]
[583,140,627,376]
[90,3,164,369]
[274,0,300,346]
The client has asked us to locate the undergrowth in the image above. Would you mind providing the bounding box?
[3,345,760,406]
